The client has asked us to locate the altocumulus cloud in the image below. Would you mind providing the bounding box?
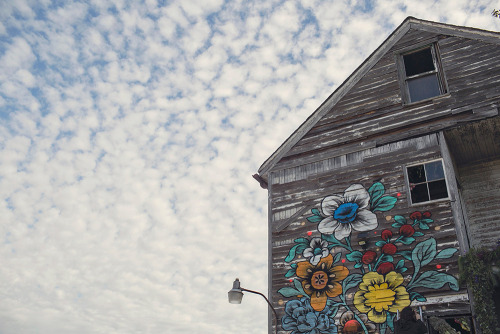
[0,0,498,333]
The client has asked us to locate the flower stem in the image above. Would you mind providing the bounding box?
[339,295,369,334]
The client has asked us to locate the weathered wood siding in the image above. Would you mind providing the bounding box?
[459,158,500,249]
[269,135,469,333]
[275,31,500,169]
[266,28,500,333]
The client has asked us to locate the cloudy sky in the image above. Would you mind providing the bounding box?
[0,1,499,333]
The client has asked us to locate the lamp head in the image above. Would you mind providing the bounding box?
[228,278,244,304]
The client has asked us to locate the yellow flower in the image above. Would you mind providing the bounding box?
[353,271,410,323]
[296,254,349,311]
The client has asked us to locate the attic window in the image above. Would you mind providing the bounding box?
[399,45,446,103]
[406,160,449,204]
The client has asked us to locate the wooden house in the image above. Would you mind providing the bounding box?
[254,17,500,334]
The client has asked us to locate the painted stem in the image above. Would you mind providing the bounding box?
[339,295,369,334]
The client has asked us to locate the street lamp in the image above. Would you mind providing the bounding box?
[228,278,278,334]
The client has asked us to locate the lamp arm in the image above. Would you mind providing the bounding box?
[241,288,278,334]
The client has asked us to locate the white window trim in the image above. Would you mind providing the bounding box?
[396,42,448,105]
[403,158,451,206]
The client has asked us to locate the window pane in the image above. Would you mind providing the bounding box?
[410,183,430,203]
[407,165,426,183]
[425,161,445,181]
[403,48,435,76]
[428,180,448,200]
[408,74,441,102]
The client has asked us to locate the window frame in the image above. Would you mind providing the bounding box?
[403,158,450,206]
[396,42,448,105]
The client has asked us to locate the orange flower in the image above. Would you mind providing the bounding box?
[296,254,349,311]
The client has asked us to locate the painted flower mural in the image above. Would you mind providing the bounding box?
[353,271,410,323]
[281,298,338,334]
[303,238,330,265]
[296,254,349,311]
[317,184,378,240]
[339,311,376,334]
[279,182,460,334]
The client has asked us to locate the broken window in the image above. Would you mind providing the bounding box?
[400,45,447,103]
[406,160,449,204]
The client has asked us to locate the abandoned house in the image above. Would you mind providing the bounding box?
[254,17,500,334]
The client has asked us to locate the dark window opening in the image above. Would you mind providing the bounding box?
[407,160,448,204]
[403,48,435,76]
[400,45,445,103]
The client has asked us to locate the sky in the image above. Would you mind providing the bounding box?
[0,1,499,333]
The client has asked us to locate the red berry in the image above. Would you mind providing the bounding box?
[410,211,422,220]
[382,243,397,255]
[361,250,377,264]
[381,229,393,241]
[422,211,431,218]
[343,319,362,333]
[399,224,415,237]
[377,262,395,275]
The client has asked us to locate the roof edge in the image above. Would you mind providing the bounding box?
[257,17,500,179]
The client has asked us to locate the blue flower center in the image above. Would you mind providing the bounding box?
[333,202,359,224]
[313,247,323,256]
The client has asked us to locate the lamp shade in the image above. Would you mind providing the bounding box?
[228,278,244,304]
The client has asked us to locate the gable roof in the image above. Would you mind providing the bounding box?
[257,17,500,180]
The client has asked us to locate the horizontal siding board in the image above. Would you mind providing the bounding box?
[264,26,500,330]
[459,159,500,250]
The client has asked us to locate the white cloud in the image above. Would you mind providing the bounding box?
[0,1,499,333]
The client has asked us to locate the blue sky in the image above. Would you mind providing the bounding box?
[0,1,499,333]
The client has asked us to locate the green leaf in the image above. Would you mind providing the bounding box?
[413,232,424,237]
[333,252,342,264]
[380,322,387,334]
[285,268,296,278]
[322,233,343,247]
[293,278,307,296]
[368,182,385,206]
[412,238,437,274]
[398,250,412,260]
[395,259,405,269]
[342,273,363,292]
[294,238,310,244]
[436,248,458,260]
[394,215,406,224]
[373,196,398,212]
[396,251,411,260]
[346,251,363,262]
[400,236,416,245]
[278,287,301,298]
[285,244,301,262]
[421,219,433,224]
[380,254,394,263]
[419,222,430,230]
[387,312,395,331]
[409,291,427,302]
[307,215,322,223]
[392,222,403,228]
[311,208,321,216]
[411,271,459,291]
[376,240,386,247]
[297,244,308,255]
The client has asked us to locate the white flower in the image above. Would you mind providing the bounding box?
[318,184,378,240]
[303,238,330,265]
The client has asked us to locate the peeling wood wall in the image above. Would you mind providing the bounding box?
[267,29,500,333]
[269,135,469,327]
[459,158,500,249]
[275,32,500,169]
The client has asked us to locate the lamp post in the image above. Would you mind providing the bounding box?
[228,278,278,334]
